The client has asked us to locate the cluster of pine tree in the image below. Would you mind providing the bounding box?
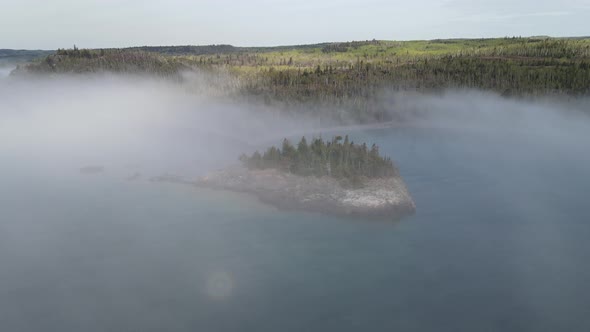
[240,136,398,180]
[55,45,100,58]
[25,48,185,76]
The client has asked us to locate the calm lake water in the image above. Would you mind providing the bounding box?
[1,126,590,332]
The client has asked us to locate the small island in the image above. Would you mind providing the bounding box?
[196,136,416,219]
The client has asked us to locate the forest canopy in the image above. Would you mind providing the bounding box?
[240,136,398,180]
[15,37,590,123]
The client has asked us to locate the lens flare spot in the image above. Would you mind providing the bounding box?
[206,271,233,299]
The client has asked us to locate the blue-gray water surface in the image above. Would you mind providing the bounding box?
[1,127,589,332]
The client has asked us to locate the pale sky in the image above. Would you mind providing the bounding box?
[1,0,589,49]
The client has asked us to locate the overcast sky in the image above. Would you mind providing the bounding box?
[1,0,589,49]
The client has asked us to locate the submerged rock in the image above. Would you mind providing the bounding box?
[194,166,416,219]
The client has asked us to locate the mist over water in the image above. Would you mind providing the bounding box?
[2,75,588,176]
[0,75,319,176]
[0,66,15,78]
[1,75,590,331]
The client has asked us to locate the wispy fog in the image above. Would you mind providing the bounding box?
[0,74,319,178]
[0,66,15,78]
[1,74,589,179]
[386,90,590,153]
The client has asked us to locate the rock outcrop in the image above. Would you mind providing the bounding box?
[194,166,416,219]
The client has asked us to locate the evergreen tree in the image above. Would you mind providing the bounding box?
[240,136,398,181]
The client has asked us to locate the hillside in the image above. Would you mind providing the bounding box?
[0,49,53,66]
[13,37,590,122]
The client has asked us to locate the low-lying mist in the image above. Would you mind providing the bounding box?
[0,64,16,78]
[387,90,590,153]
[1,73,589,180]
[0,74,319,177]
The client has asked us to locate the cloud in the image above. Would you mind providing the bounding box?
[2,0,588,49]
[450,11,571,23]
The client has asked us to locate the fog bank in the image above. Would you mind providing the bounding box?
[1,75,589,179]
[0,74,318,177]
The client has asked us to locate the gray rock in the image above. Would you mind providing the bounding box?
[195,166,416,219]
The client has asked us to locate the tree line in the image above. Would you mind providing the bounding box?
[240,136,399,181]
[17,38,590,123]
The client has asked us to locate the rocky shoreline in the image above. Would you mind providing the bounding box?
[189,166,416,219]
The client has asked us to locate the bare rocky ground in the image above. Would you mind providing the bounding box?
[187,166,416,219]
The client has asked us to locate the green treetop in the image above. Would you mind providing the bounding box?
[240,135,399,180]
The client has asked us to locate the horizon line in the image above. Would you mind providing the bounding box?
[3,35,590,52]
